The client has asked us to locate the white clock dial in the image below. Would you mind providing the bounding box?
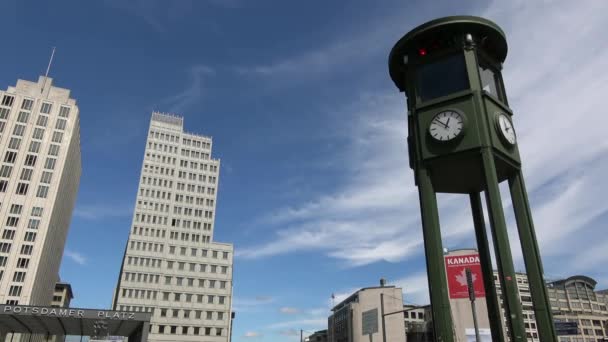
[429,110,464,142]
[497,113,516,145]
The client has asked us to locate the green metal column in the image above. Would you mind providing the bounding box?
[509,171,557,342]
[470,192,506,342]
[480,149,526,341]
[416,166,454,342]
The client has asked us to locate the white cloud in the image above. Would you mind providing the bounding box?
[64,250,87,265]
[279,307,300,315]
[394,273,430,305]
[243,331,262,338]
[237,0,608,286]
[232,296,274,312]
[74,203,133,220]
[267,318,327,330]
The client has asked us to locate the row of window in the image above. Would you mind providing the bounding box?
[120,288,228,305]
[123,271,229,289]
[154,324,223,337]
[125,257,230,275]
[134,213,211,231]
[129,240,228,260]
[158,308,226,321]
[0,95,71,119]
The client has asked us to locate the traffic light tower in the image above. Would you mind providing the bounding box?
[388,16,557,342]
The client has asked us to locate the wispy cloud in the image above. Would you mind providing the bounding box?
[74,203,133,220]
[266,318,326,330]
[279,307,300,315]
[232,296,274,312]
[64,250,87,265]
[243,331,262,338]
[237,0,608,286]
[161,65,214,114]
[103,0,239,33]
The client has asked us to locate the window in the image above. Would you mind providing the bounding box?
[44,158,56,170]
[8,286,22,296]
[1,95,14,107]
[59,106,70,118]
[1,229,14,240]
[13,124,25,136]
[0,180,7,192]
[40,103,52,114]
[8,138,21,150]
[48,144,60,156]
[36,185,49,198]
[24,232,36,242]
[32,128,45,140]
[36,115,48,127]
[0,165,12,178]
[29,141,41,153]
[4,151,16,163]
[216,328,222,336]
[206,311,213,319]
[0,242,11,253]
[17,112,30,124]
[417,54,469,102]
[479,59,504,101]
[218,296,225,304]
[40,171,52,184]
[20,245,33,255]
[17,258,29,268]
[21,99,33,110]
[10,204,22,214]
[0,108,9,120]
[51,132,63,143]
[16,183,29,195]
[20,168,33,181]
[27,219,40,229]
[31,207,43,216]
[217,312,224,320]
[205,327,211,336]
[55,119,67,130]
[13,271,26,282]
[25,155,37,166]
[6,216,19,227]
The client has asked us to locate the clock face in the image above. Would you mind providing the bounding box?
[496,113,516,145]
[428,110,464,142]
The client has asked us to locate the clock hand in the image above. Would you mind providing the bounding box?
[433,119,449,129]
[445,118,451,127]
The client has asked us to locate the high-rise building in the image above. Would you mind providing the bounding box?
[113,112,234,342]
[0,76,81,307]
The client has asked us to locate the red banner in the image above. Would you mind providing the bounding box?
[445,253,486,299]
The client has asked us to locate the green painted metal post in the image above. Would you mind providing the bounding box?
[509,172,557,342]
[470,192,506,342]
[416,167,454,342]
[480,149,526,341]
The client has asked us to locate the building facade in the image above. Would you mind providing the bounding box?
[328,282,406,342]
[50,281,73,308]
[494,273,608,342]
[113,112,233,342]
[0,76,81,307]
[403,304,432,342]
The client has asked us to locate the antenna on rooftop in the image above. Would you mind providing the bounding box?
[41,47,56,95]
[45,47,56,78]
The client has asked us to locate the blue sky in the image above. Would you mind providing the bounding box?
[2,0,608,341]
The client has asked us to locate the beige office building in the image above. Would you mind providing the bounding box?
[328,281,406,342]
[0,76,81,307]
[113,112,233,342]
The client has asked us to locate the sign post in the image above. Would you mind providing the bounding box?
[466,268,481,342]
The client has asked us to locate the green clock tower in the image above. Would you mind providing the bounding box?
[388,16,557,342]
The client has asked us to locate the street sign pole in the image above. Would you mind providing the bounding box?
[466,268,481,342]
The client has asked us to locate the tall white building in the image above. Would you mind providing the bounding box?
[113,112,233,342]
[0,76,81,306]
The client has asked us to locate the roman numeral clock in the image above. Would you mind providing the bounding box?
[388,16,557,342]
